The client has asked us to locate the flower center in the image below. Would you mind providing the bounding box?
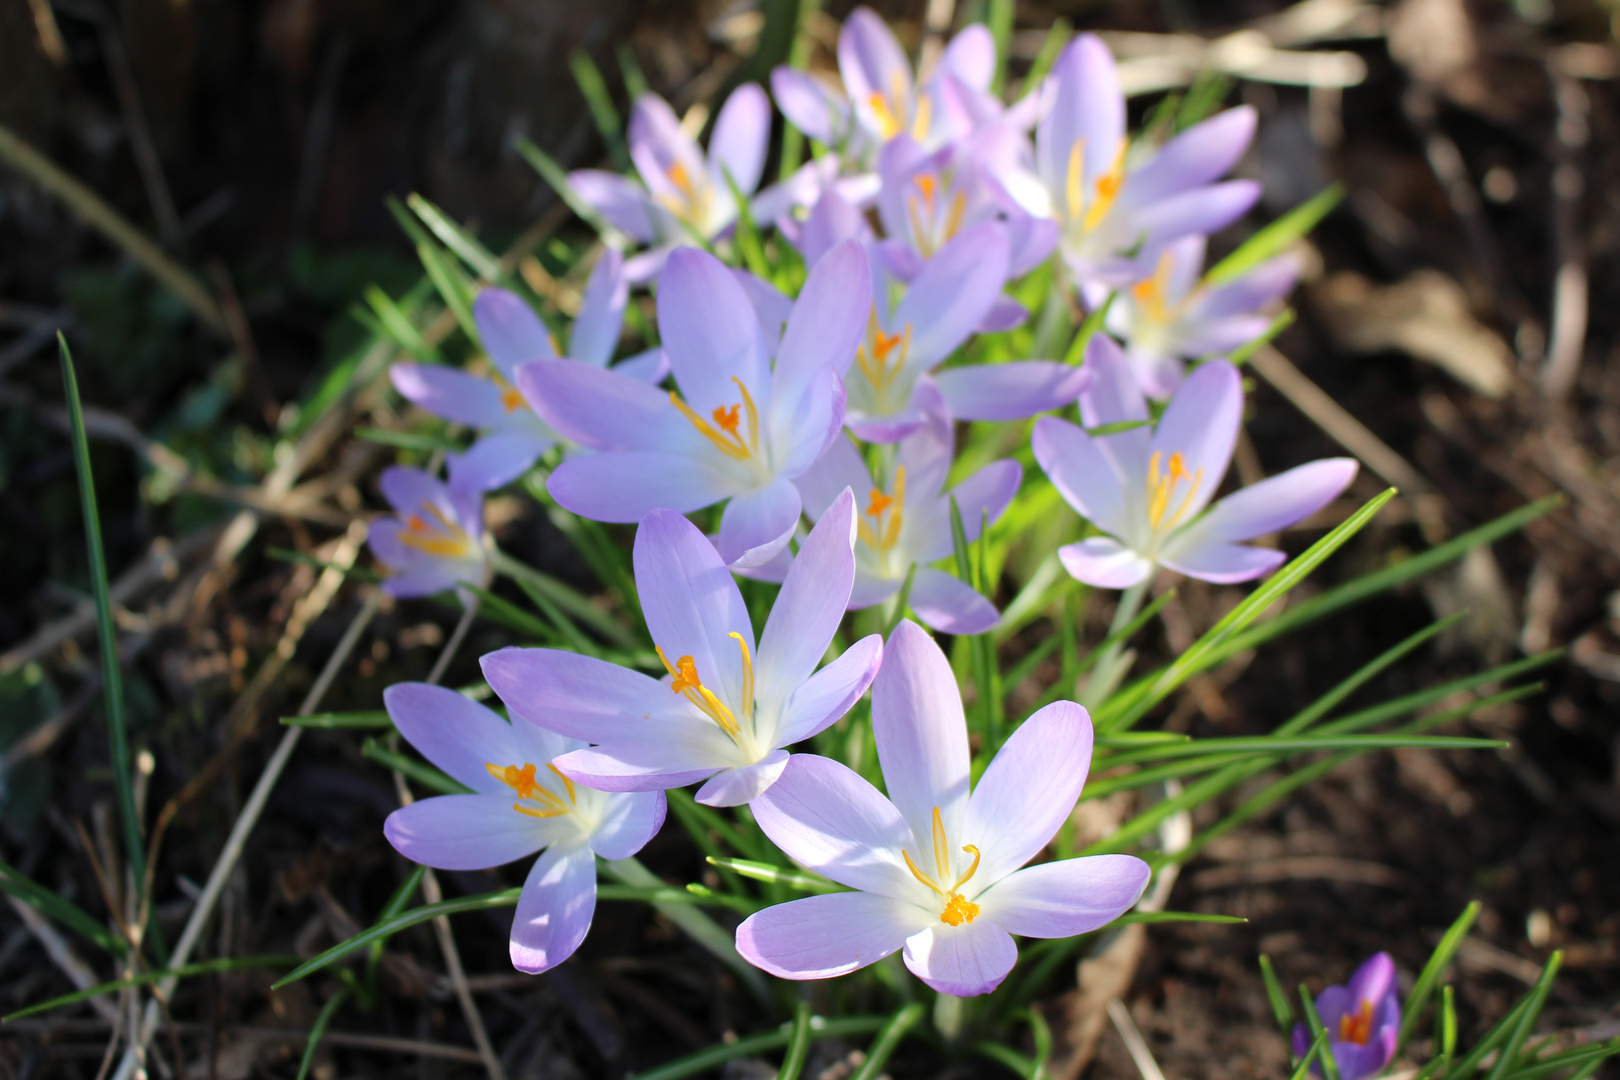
[657,160,710,228]
[855,309,912,406]
[398,501,475,559]
[1064,137,1130,236]
[656,631,754,745]
[867,70,929,142]
[902,806,983,927]
[1130,249,1177,327]
[1338,1000,1375,1046]
[485,760,577,819]
[906,172,967,258]
[857,465,905,553]
[670,376,762,464]
[1145,450,1203,533]
[490,371,529,414]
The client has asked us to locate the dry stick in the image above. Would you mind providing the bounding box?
[1106,998,1166,1080]
[426,602,479,687]
[1247,345,1448,542]
[1540,65,1590,400]
[112,548,380,1080]
[0,123,226,335]
[98,24,183,247]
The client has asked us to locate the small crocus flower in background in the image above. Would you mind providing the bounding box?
[520,242,869,568]
[481,490,883,808]
[381,683,666,973]
[1102,235,1298,398]
[1018,34,1260,288]
[1290,953,1400,1079]
[367,460,492,600]
[742,391,1020,635]
[390,251,663,490]
[1032,336,1357,589]
[569,85,799,282]
[735,620,1150,995]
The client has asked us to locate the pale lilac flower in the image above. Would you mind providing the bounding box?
[736,620,1150,995]
[390,251,664,490]
[481,492,882,808]
[839,225,1085,441]
[1103,235,1297,398]
[570,85,801,282]
[1021,34,1260,288]
[382,683,665,973]
[1032,336,1356,588]
[1290,953,1400,1079]
[520,243,868,568]
[367,460,491,600]
[743,392,1020,635]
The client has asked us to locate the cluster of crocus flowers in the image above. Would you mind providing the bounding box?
[1292,953,1401,1079]
[367,460,491,600]
[1035,336,1356,588]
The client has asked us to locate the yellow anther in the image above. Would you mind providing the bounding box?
[931,806,950,880]
[398,501,474,558]
[1132,250,1175,325]
[546,762,577,805]
[728,631,755,717]
[656,646,743,740]
[856,466,905,552]
[487,760,573,819]
[667,160,693,196]
[670,376,760,462]
[1065,139,1087,222]
[944,190,967,243]
[1339,1000,1375,1046]
[1082,139,1129,233]
[492,371,529,414]
[1145,450,1203,532]
[513,803,568,819]
[855,310,912,394]
[910,92,932,140]
[914,173,937,208]
[868,91,902,139]
[903,808,984,925]
[668,653,703,696]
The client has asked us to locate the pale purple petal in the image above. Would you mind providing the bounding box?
[1186,458,1357,544]
[933,361,1087,422]
[658,247,768,414]
[775,240,871,391]
[907,568,1001,636]
[368,519,409,568]
[452,430,553,492]
[1124,107,1257,207]
[1036,35,1124,194]
[568,170,658,242]
[1076,334,1153,490]
[1005,214,1058,277]
[964,700,1094,884]
[772,633,884,747]
[546,451,736,522]
[1058,537,1153,589]
[718,477,803,569]
[977,297,1029,333]
[384,794,557,870]
[510,841,596,974]
[381,564,466,599]
[902,920,1017,996]
[942,23,995,90]
[629,95,707,211]
[872,620,971,851]
[730,269,792,357]
[694,749,790,807]
[840,8,913,134]
[517,359,694,452]
[772,362,847,476]
[380,465,450,517]
[635,507,754,707]
[474,288,556,378]
[794,432,873,522]
[552,741,723,793]
[798,188,871,267]
[1032,417,1133,538]
[480,647,687,744]
[589,791,667,860]
[1198,255,1298,317]
[771,67,847,145]
[1149,359,1242,521]
[1133,181,1261,252]
[977,854,1150,937]
[1158,541,1283,583]
[612,347,669,383]
[749,752,917,898]
[707,83,770,197]
[755,489,857,710]
[1349,951,1397,1006]
[947,460,1022,545]
[391,364,508,428]
[571,249,628,367]
[895,223,1008,368]
[624,245,674,283]
[385,682,528,792]
[737,891,929,980]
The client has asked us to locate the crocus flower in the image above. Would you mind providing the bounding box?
[1032,337,1357,588]
[1103,235,1298,398]
[743,391,1020,635]
[382,683,666,973]
[570,85,797,282]
[1290,953,1400,1079]
[1020,34,1260,288]
[390,250,663,490]
[520,243,868,568]
[367,460,491,600]
[481,491,883,807]
[736,620,1150,995]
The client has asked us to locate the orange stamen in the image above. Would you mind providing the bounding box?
[1338,1000,1375,1046]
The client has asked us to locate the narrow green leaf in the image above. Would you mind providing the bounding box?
[296,986,351,1080]
[492,549,637,648]
[416,241,478,342]
[885,562,919,637]
[1297,985,1342,1080]
[1442,984,1457,1058]
[277,889,521,988]
[1102,733,1506,769]
[6,955,297,1021]
[1289,1030,1328,1080]
[1085,419,1152,436]
[1113,910,1247,926]
[1024,19,1071,89]
[850,1002,927,1080]
[59,338,146,906]
[973,1041,1037,1078]
[570,49,628,171]
[1206,184,1344,285]
[1397,901,1481,1055]
[777,1000,815,1080]
[515,136,627,245]
[407,193,504,282]
[281,711,392,730]
[617,43,649,101]
[364,284,441,362]
[1063,291,1114,365]
[627,1016,888,1080]
[987,0,1015,95]
[353,426,462,453]
[599,883,754,913]
[1482,952,1562,1080]
[1259,955,1295,1033]
[367,863,426,983]
[1226,308,1295,366]
[0,860,126,957]
[458,583,559,644]
[360,739,472,796]
[706,857,838,893]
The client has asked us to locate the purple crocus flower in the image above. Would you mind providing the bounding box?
[736,620,1150,995]
[1032,336,1357,588]
[1290,953,1401,1079]
[519,243,868,568]
[570,85,802,282]
[742,392,1020,635]
[382,683,666,973]
[1021,34,1260,288]
[481,491,883,808]
[367,461,491,600]
[1103,235,1298,398]
[390,251,664,490]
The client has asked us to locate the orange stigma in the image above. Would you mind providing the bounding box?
[1338,1000,1375,1046]
[712,403,741,433]
[856,466,905,552]
[485,760,575,819]
[1145,450,1203,532]
[865,488,894,518]
[671,376,760,462]
[902,807,984,926]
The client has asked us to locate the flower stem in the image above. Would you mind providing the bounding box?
[1079,581,1148,710]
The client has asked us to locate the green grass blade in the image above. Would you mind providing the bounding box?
[706,857,838,893]
[1289,1030,1328,1080]
[59,338,146,904]
[598,883,754,914]
[1226,308,1295,366]
[1259,955,1294,1033]
[1297,986,1341,1080]
[1063,291,1114,365]
[1275,615,1464,738]
[415,240,478,342]
[353,426,463,452]
[1482,952,1563,1080]
[295,986,351,1080]
[491,549,637,648]
[0,859,126,957]
[973,1041,1037,1078]
[1206,184,1344,285]
[850,1002,927,1080]
[987,0,1014,95]
[1112,910,1246,926]
[777,1000,815,1080]
[570,49,628,171]
[1397,901,1481,1056]
[1024,20,1072,91]
[407,193,505,282]
[367,863,426,984]
[280,711,392,730]
[6,954,296,1021]
[515,136,627,245]
[360,739,471,795]
[628,1016,888,1080]
[1101,733,1506,768]
[365,284,442,362]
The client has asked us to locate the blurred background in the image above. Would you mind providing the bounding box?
[1,0,1618,1076]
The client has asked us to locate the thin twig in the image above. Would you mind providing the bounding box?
[427,601,479,687]
[5,896,120,1024]
[1540,64,1590,399]
[1106,998,1167,1080]
[98,23,183,247]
